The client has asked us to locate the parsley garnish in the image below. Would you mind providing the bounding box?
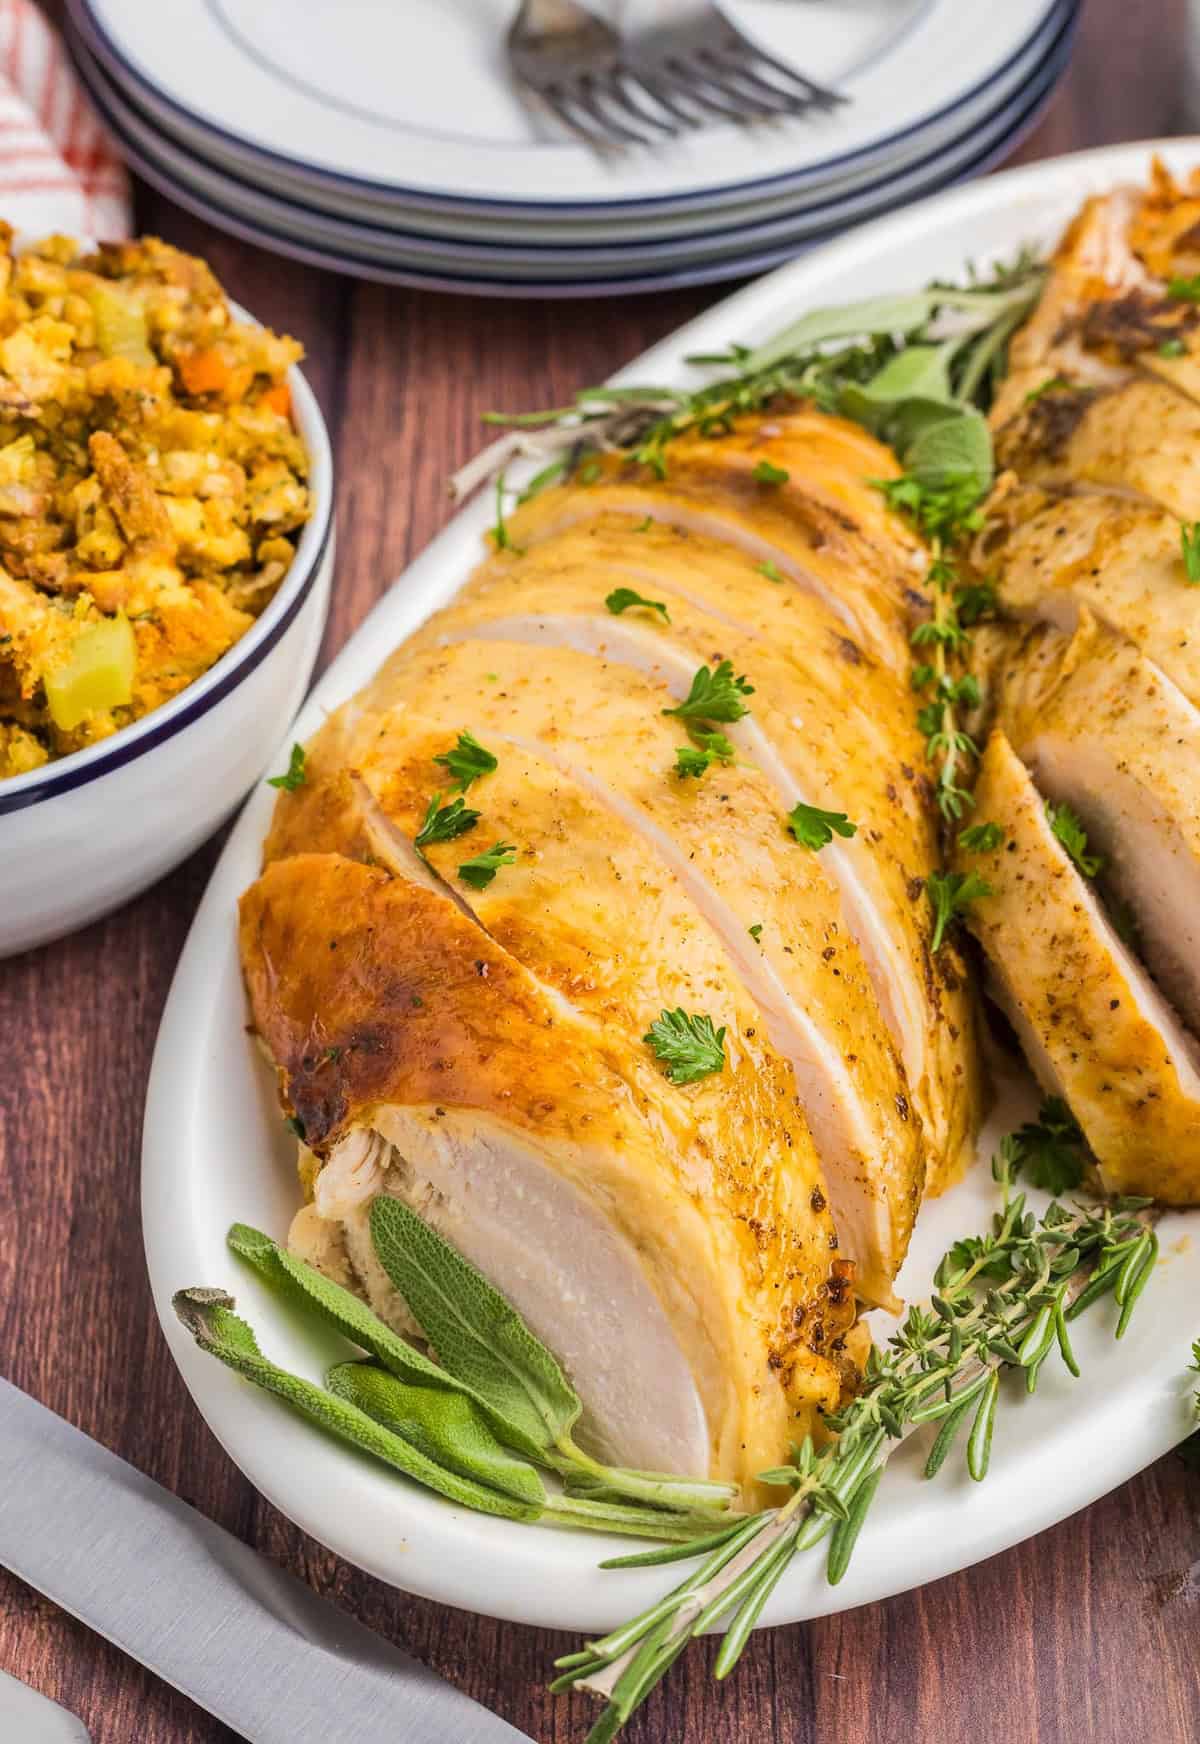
[458,841,517,890]
[1168,275,1200,302]
[1159,337,1187,357]
[663,659,755,725]
[1182,522,1200,584]
[643,1008,727,1084]
[958,821,1004,854]
[1008,1096,1088,1193]
[434,730,498,793]
[752,459,789,485]
[927,868,991,952]
[267,742,307,792]
[284,1113,306,1140]
[1046,802,1102,878]
[633,516,654,532]
[606,587,670,623]
[787,801,857,850]
[674,730,735,779]
[1024,376,1073,402]
[414,793,480,853]
[756,559,784,583]
[748,923,763,942]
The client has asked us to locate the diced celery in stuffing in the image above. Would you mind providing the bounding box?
[84,283,153,366]
[44,614,136,730]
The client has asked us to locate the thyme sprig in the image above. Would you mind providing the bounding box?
[557,1147,1158,1741]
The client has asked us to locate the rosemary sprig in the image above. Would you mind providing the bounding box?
[556,1144,1158,1740]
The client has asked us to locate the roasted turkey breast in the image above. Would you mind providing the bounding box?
[964,163,1200,1202]
[242,410,984,1490]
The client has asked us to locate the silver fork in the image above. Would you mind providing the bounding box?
[508,0,846,150]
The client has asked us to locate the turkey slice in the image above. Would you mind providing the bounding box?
[956,731,1200,1203]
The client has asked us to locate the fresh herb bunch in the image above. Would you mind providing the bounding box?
[176,1212,737,1544]
[451,258,1044,507]
[555,1146,1159,1741]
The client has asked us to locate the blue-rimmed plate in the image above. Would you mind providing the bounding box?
[76,0,1061,219]
[70,14,1074,298]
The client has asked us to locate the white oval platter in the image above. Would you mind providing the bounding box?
[143,140,1200,1633]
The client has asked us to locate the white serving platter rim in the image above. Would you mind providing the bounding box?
[70,3,1076,278]
[78,0,1058,217]
[142,139,1200,1635]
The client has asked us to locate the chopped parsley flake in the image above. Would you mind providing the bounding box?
[1046,802,1102,879]
[663,659,754,725]
[1168,275,1200,302]
[958,821,1004,854]
[458,841,518,890]
[434,730,498,792]
[927,868,991,952]
[674,730,736,779]
[267,742,307,792]
[752,459,790,485]
[787,801,857,850]
[643,1007,727,1085]
[748,923,763,942]
[1182,521,1200,584]
[1009,1096,1088,1193]
[606,587,670,623]
[756,560,784,583]
[414,793,480,854]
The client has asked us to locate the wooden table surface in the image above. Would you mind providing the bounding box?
[3,3,1199,1739]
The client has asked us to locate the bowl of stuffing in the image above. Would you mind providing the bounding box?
[0,228,334,957]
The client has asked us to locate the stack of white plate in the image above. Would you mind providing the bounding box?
[66,0,1078,297]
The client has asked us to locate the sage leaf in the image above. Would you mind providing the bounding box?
[906,408,994,496]
[369,1196,581,1453]
[226,1221,548,1461]
[326,1360,546,1507]
[171,1288,539,1522]
[741,292,944,373]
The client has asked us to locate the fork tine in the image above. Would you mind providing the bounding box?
[649,61,759,123]
[709,54,819,116]
[680,55,792,118]
[594,69,682,136]
[534,82,627,148]
[622,65,707,127]
[560,78,661,146]
[728,37,846,108]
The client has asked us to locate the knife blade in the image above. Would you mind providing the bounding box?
[0,1379,534,1744]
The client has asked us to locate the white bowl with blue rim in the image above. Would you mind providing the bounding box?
[0,347,334,959]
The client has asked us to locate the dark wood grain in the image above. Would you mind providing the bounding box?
[2,3,1198,1739]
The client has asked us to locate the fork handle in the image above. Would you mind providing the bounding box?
[515,0,599,36]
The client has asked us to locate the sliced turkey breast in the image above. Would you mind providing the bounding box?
[501,410,927,674]
[975,486,1200,707]
[981,613,1200,1043]
[989,163,1200,422]
[241,851,857,1492]
[305,635,927,1306]
[955,731,1200,1203]
[989,187,1148,424]
[406,522,979,1192]
[993,377,1200,521]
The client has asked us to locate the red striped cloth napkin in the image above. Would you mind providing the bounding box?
[0,0,129,239]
